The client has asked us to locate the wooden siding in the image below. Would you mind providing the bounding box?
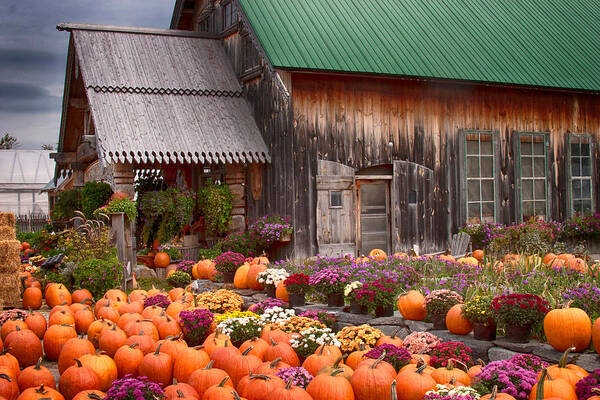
[292,73,600,250]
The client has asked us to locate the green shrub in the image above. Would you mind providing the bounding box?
[197,244,222,260]
[33,266,73,290]
[73,258,123,299]
[95,198,138,221]
[167,271,192,287]
[81,181,113,218]
[139,189,195,245]
[52,189,82,221]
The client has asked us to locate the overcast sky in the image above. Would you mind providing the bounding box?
[0,1,174,149]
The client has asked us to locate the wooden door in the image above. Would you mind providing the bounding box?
[316,160,356,256]
[357,180,391,255]
[391,160,435,254]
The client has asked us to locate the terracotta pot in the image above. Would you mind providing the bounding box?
[327,292,344,307]
[350,299,368,314]
[505,324,531,343]
[222,270,235,284]
[288,292,306,307]
[266,286,276,298]
[432,313,447,330]
[473,321,497,341]
[375,305,394,317]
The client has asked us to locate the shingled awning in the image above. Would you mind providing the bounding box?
[59,24,270,165]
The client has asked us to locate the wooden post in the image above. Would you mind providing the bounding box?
[225,163,246,232]
[113,163,135,199]
[109,212,135,289]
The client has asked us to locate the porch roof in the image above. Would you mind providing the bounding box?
[59,24,270,165]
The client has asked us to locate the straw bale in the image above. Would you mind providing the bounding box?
[0,240,20,261]
[0,227,15,242]
[0,213,14,228]
[0,273,21,307]
[0,259,20,273]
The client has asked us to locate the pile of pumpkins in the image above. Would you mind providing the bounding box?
[1,282,593,400]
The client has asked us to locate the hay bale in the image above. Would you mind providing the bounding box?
[0,240,20,262]
[0,259,20,273]
[0,274,21,308]
[0,213,15,228]
[0,227,15,242]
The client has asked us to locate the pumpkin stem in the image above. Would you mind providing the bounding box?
[36,384,47,394]
[242,346,253,356]
[331,368,345,377]
[489,386,498,400]
[536,369,548,400]
[390,381,397,399]
[477,358,485,367]
[154,343,163,355]
[0,374,11,381]
[592,389,600,395]
[558,347,576,368]
[217,376,230,387]
[35,357,43,369]
[112,324,117,331]
[232,392,242,400]
[193,345,205,350]
[205,360,215,369]
[333,355,347,368]
[447,358,468,371]
[269,358,282,368]
[391,328,399,339]
[74,358,83,367]
[285,377,294,390]
[416,364,427,375]
[176,390,184,398]
[81,298,93,304]
[317,345,325,356]
[87,394,103,400]
[270,338,277,346]
[358,343,366,351]
[249,374,270,381]
[129,343,139,349]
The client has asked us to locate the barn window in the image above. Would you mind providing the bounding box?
[330,191,342,208]
[222,1,236,30]
[198,16,211,32]
[465,131,496,224]
[518,132,548,221]
[569,134,593,214]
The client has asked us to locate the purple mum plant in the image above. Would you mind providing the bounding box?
[472,355,542,400]
[143,294,171,309]
[275,366,313,389]
[365,344,412,371]
[105,375,164,400]
[179,308,214,346]
[248,298,288,314]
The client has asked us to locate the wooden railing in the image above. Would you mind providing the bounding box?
[15,214,50,232]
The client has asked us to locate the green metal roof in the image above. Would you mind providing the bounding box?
[239,0,600,92]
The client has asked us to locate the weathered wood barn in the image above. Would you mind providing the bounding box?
[55,0,600,259]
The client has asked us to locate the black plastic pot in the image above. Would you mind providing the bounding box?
[505,324,531,343]
[222,270,235,283]
[432,313,447,330]
[327,292,344,307]
[266,286,276,298]
[288,292,306,307]
[473,322,497,341]
[375,305,394,317]
[350,299,368,314]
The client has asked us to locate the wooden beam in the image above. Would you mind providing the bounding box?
[76,135,98,162]
[69,98,87,109]
[50,152,76,163]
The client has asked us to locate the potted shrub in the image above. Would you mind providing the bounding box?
[213,251,246,283]
[284,273,310,307]
[491,293,550,343]
[257,268,289,298]
[425,290,464,330]
[249,215,293,244]
[463,295,496,341]
[309,267,351,307]
[345,281,367,314]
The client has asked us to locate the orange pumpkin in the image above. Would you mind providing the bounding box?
[446,304,473,335]
[234,263,250,289]
[529,369,576,400]
[544,305,591,352]
[22,288,42,310]
[79,353,117,392]
[17,358,56,391]
[472,249,485,262]
[394,365,437,400]
[276,281,289,302]
[73,309,96,334]
[350,358,396,400]
[154,252,171,269]
[431,361,471,386]
[397,291,426,321]
[541,347,588,386]
[113,344,144,378]
[368,249,387,260]
[247,264,268,290]
[306,369,354,400]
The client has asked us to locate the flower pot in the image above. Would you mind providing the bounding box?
[222,270,236,284]
[350,299,368,314]
[279,232,292,243]
[473,322,497,341]
[266,286,276,298]
[505,324,531,343]
[327,292,344,307]
[288,292,306,307]
[375,305,394,317]
[432,313,447,330]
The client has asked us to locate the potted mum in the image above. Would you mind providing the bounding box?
[179,308,214,346]
[354,279,399,317]
[309,267,351,307]
[257,268,289,298]
[491,293,550,343]
[284,273,310,307]
[345,281,367,314]
[463,294,496,341]
[425,289,463,330]
[213,251,245,283]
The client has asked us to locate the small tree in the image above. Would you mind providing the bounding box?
[0,134,19,149]
[41,144,54,150]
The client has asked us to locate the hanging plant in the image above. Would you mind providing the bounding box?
[139,189,195,245]
[198,180,233,236]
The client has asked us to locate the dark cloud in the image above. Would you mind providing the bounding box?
[0,48,62,68]
[0,82,61,113]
